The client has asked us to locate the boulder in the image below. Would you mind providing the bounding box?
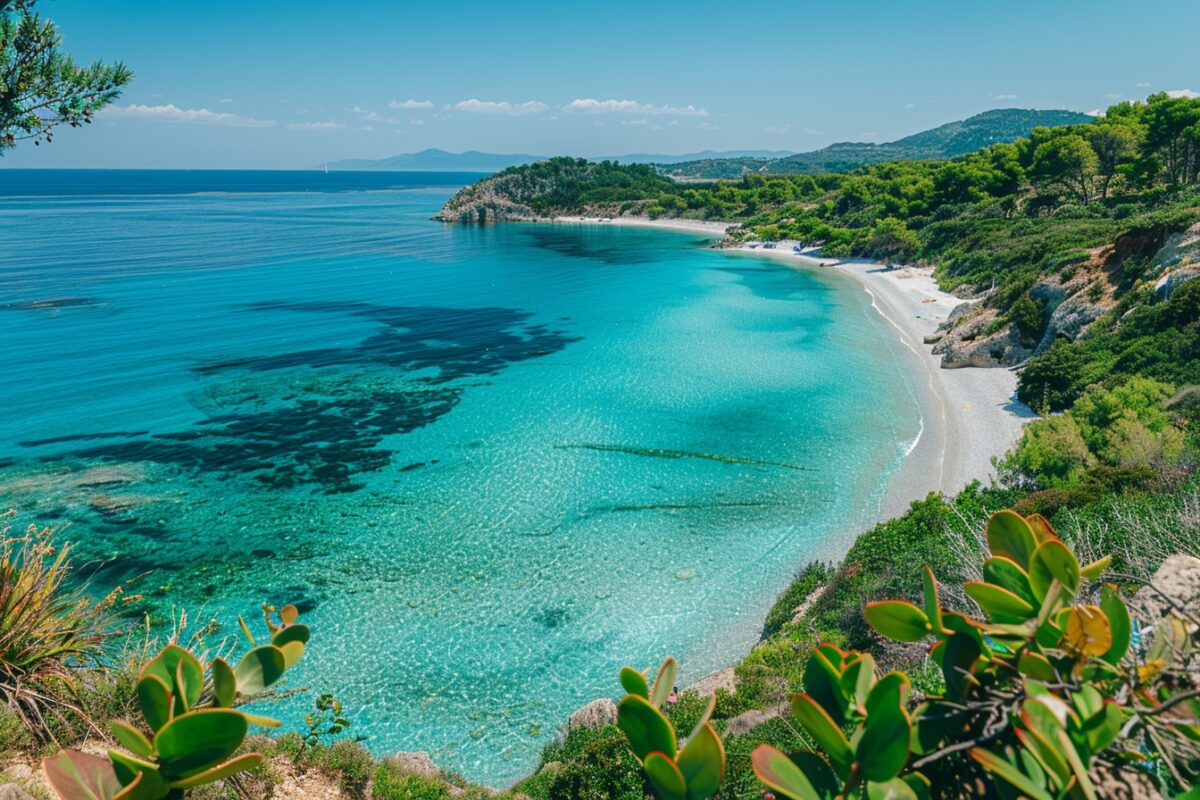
[1131,554,1200,623]
[0,785,35,800]
[384,751,440,780]
[568,698,617,730]
[686,668,736,698]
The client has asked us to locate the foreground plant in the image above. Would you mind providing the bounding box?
[615,656,726,800]
[0,520,117,743]
[43,603,310,799]
[621,509,1200,799]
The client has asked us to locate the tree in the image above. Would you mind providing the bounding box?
[1030,131,1099,204]
[1142,93,1200,185]
[1086,123,1139,197]
[0,0,131,152]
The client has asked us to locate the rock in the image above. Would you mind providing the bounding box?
[0,785,36,800]
[1131,554,1200,623]
[1087,761,1164,800]
[568,698,617,730]
[687,668,736,698]
[385,751,440,780]
[1154,266,1200,300]
[724,705,786,737]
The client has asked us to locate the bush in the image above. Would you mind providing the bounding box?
[371,764,449,800]
[312,739,376,798]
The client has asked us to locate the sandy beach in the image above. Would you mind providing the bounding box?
[550,215,1035,516]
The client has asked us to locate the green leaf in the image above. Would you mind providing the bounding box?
[838,653,875,712]
[864,601,930,642]
[858,676,912,782]
[153,709,247,780]
[237,616,255,646]
[643,751,686,800]
[42,750,123,800]
[620,666,650,700]
[938,633,981,701]
[233,645,286,695]
[1017,652,1056,682]
[108,750,170,800]
[921,566,943,635]
[750,745,826,800]
[650,657,677,710]
[143,645,203,710]
[1055,727,1097,800]
[970,748,1054,800]
[791,694,853,780]
[136,675,172,733]
[983,556,1037,606]
[963,581,1035,623]
[866,778,918,800]
[1099,585,1131,666]
[1024,513,1059,544]
[109,721,152,758]
[271,623,310,651]
[210,658,236,708]
[805,648,849,724]
[618,694,677,761]
[676,722,725,800]
[902,772,932,800]
[986,510,1038,568]
[278,640,305,670]
[1029,540,1081,601]
[686,695,717,742]
[168,754,264,790]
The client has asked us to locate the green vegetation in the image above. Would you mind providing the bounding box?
[42,604,309,799]
[0,0,132,152]
[620,511,1199,799]
[661,109,1092,179]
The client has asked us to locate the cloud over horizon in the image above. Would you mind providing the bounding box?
[1167,88,1199,98]
[100,103,275,128]
[389,99,434,109]
[564,98,709,117]
[453,99,549,115]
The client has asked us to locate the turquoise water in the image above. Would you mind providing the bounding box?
[0,171,921,785]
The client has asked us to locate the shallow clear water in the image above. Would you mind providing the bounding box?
[0,171,920,785]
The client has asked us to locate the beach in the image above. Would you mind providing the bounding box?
[552,216,1035,518]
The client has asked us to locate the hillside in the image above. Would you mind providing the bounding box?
[326,148,796,172]
[661,108,1093,178]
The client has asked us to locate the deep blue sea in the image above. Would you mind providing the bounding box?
[0,169,921,785]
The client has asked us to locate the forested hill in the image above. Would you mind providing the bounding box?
[438,93,1200,417]
[661,108,1093,179]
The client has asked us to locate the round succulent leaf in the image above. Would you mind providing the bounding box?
[279,604,299,626]
[676,722,725,800]
[963,581,1035,623]
[108,749,170,800]
[686,694,717,742]
[1017,652,1056,682]
[109,720,153,758]
[1024,514,1059,544]
[237,710,282,728]
[986,510,1038,568]
[42,749,123,800]
[866,672,909,717]
[791,694,853,779]
[279,640,305,670]
[136,674,172,732]
[210,658,236,707]
[143,645,203,709]
[617,694,677,761]
[857,693,912,782]
[902,772,933,800]
[168,754,265,790]
[1099,585,1131,666]
[1063,606,1112,657]
[643,751,686,800]
[1029,540,1081,601]
[921,566,943,634]
[815,643,847,670]
[865,777,919,800]
[750,745,827,800]
[804,648,849,723]
[1079,555,1112,582]
[233,644,286,695]
[982,556,1037,606]
[153,709,248,780]
[619,666,650,699]
[271,623,310,651]
[939,633,982,701]
[838,653,876,711]
[864,601,930,642]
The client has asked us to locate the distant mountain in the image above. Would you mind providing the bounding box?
[662,109,1095,179]
[325,148,798,172]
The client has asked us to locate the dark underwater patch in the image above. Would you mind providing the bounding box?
[48,302,578,493]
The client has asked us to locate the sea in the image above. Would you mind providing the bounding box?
[0,169,922,785]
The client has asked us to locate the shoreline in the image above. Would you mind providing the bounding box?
[550,214,1035,520]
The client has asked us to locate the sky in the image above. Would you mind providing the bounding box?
[8,0,1200,169]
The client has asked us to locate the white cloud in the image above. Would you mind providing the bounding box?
[804,127,824,135]
[622,118,649,126]
[904,102,916,109]
[764,124,791,134]
[1167,88,1199,99]
[218,97,234,104]
[409,118,425,126]
[991,93,1018,100]
[563,98,708,117]
[453,98,548,115]
[359,125,374,131]
[287,121,344,131]
[699,121,719,131]
[1084,108,1104,117]
[1104,92,1122,100]
[1136,82,1152,88]
[100,103,275,128]
[389,99,434,110]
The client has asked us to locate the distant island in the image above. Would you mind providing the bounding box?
[322,148,796,172]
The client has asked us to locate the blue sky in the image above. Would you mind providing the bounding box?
[9,0,1199,168]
